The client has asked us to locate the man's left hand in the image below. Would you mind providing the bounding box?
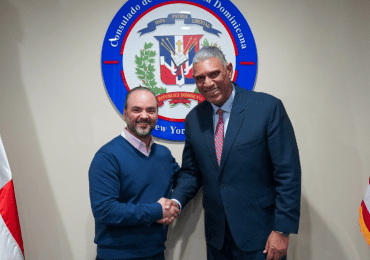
[263,231,289,260]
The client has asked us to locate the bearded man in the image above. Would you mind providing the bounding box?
[89,87,180,260]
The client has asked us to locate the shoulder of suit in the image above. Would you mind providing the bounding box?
[235,86,281,105]
[236,85,278,100]
[185,99,211,120]
[185,87,281,119]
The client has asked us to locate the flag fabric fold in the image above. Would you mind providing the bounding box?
[359,177,370,247]
[0,135,25,259]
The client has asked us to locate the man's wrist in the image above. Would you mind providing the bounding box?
[171,199,182,212]
[275,231,290,237]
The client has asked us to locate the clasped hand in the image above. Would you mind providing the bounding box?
[156,198,180,225]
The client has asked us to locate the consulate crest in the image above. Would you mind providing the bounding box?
[101,0,258,141]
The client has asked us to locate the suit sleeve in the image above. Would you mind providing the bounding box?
[267,99,301,234]
[88,152,163,227]
[171,116,203,208]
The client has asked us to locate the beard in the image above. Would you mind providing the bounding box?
[125,117,156,138]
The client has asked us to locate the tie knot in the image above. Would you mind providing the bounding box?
[217,109,223,117]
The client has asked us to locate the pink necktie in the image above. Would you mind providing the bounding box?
[215,109,224,166]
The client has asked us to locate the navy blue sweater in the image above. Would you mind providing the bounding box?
[89,136,179,259]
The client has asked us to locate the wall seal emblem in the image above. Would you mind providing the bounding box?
[101,0,257,141]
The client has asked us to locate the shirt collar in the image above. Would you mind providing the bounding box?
[121,128,154,151]
[211,84,235,114]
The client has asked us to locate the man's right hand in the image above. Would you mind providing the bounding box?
[157,198,180,225]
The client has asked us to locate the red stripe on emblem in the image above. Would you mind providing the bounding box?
[233,70,238,82]
[158,115,185,122]
[240,62,255,65]
[0,180,24,256]
[104,61,119,64]
[120,70,130,92]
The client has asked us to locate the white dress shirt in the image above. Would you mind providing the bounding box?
[211,86,235,136]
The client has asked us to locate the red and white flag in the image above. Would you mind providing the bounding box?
[0,135,25,259]
[359,178,370,247]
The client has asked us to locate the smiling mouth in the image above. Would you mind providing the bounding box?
[205,88,218,94]
[136,121,150,126]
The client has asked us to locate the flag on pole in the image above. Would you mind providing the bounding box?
[0,134,25,259]
[359,178,370,247]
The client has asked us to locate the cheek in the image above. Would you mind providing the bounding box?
[150,115,158,122]
[129,115,139,122]
[195,83,203,91]
[197,86,207,94]
[198,88,205,95]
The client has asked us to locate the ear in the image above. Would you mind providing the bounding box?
[226,62,233,80]
[123,109,127,121]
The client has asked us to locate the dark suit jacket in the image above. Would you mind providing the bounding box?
[171,84,301,251]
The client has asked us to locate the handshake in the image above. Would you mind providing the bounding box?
[157,198,180,225]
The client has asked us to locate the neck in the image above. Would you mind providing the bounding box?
[125,127,152,150]
[142,137,151,151]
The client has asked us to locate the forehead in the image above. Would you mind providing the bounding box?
[193,57,224,75]
[127,90,157,108]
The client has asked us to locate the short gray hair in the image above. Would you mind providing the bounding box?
[124,86,158,109]
[192,46,227,67]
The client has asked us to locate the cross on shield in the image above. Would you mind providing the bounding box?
[154,35,203,87]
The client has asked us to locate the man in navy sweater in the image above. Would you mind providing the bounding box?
[89,87,180,260]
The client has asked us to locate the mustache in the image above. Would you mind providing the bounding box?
[136,119,151,124]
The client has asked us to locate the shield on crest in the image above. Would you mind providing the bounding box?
[154,35,203,86]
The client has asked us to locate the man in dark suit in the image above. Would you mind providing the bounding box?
[165,46,301,260]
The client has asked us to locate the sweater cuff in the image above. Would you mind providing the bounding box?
[148,202,163,222]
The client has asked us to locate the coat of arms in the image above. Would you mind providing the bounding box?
[101,1,257,141]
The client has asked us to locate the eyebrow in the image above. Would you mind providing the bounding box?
[193,69,221,77]
[131,106,156,110]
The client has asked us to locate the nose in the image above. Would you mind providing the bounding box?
[140,111,149,120]
[204,75,213,88]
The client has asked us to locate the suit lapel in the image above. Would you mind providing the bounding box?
[220,85,246,171]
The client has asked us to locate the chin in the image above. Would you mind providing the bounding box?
[210,98,223,106]
[135,126,152,136]
[204,96,217,103]
[137,130,150,136]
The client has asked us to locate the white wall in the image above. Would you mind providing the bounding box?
[1,0,370,259]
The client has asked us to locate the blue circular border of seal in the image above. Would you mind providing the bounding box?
[101,0,257,142]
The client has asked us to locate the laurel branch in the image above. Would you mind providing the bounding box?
[135,42,167,95]
[201,38,221,49]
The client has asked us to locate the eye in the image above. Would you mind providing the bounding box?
[132,108,141,113]
[210,71,221,78]
[194,75,205,81]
